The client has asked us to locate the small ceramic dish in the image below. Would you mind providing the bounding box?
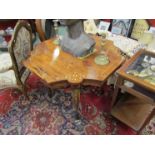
[126,70,139,76]
[94,54,109,65]
[141,62,150,68]
[139,68,153,77]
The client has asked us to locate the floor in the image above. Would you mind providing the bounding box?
[0,74,154,135]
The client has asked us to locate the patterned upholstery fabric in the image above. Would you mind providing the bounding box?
[0,21,32,93]
[0,52,12,73]
[13,27,31,71]
[0,70,17,89]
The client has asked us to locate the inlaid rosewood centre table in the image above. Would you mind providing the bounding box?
[24,36,124,112]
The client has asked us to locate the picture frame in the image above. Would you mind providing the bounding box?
[98,21,110,32]
[84,19,98,34]
[131,19,150,40]
[111,19,134,37]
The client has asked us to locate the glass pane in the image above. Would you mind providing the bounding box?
[126,53,155,85]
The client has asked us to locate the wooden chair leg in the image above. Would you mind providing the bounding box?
[11,88,22,97]
[20,84,29,101]
[23,87,29,100]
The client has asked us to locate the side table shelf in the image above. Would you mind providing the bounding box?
[111,94,155,131]
[120,84,155,104]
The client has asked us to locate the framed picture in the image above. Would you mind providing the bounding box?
[131,19,150,40]
[111,19,134,37]
[84,19,98,34]
[98,21,110,32]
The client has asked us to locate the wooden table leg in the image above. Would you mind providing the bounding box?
[137,108,155,134]
[111,76,123,108]
[70,85,81,119]
[47,87,54,98]
[72,86,80,112]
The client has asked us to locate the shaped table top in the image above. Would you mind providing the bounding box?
[24,36,124,86]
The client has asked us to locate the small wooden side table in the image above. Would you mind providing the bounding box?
[111,50,155,132]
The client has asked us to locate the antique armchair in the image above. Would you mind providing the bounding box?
[35,19,67,42]
[0,20,32,99]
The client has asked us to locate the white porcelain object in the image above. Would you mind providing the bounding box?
[151,65,155,71]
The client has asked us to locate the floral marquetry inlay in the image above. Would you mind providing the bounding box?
[67,72,85,84]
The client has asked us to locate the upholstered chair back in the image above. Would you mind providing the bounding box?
[8,20,32,85]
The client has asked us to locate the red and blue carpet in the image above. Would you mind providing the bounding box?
[0,74,153,134]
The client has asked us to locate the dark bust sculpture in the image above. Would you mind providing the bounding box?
[59,19,96,57]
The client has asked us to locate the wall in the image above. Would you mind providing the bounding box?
[148,19,155,26]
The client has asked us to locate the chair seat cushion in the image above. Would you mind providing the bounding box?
[0,52,12,73]
[0,70,17,90]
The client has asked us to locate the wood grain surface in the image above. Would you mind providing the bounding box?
[24,36,124,85]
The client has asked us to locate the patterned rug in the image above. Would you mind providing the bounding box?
[0,74,154,135]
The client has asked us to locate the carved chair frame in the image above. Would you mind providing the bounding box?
[8,20,32,97]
